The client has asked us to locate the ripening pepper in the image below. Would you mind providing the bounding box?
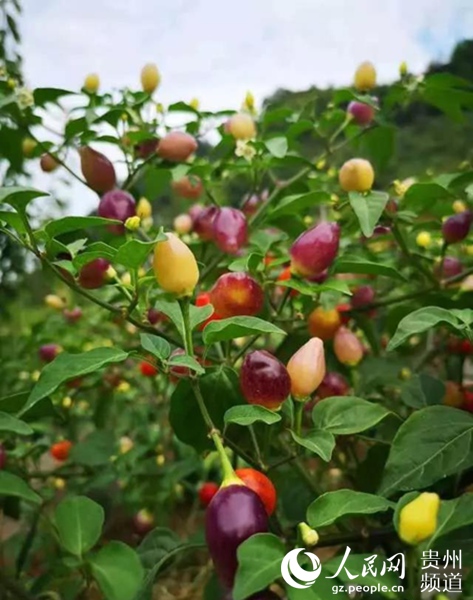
[153,233,199,296]
[398,492,440,545]
[290,221,340,278]
[307,306,341,340]
[334,327,364,366]
[287,337,326,400]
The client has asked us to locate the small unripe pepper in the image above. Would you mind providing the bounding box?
[333,327,364,366]
[399,492,440,545]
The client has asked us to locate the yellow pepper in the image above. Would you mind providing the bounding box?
[153,233,199,296]
[399,492,440,545]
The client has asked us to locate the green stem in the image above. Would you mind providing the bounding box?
[407,549,420,600]
[249,425,265,470]
[178,298,241,484]
[294,401,304,436]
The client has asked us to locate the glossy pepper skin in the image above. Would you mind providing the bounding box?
[50,440,72,461]
[206,484,268,589]
[212,207,248,254]
[153,233,199,296]
[79,147,116,193]
[290,222,340,278]
[399,492,440,545]
[78,258,110,289]
[307,307,341,340]
[287,338,326,399]
[98,190,136,234]
[199,482,219,507]
[442,211,472,244]
[210,272,264,318]
[235,468,277,516]
[333,327,364,366]
[194,206,219,241]
[240,350,291,410]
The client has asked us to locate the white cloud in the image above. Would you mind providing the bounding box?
[19,0,473,214]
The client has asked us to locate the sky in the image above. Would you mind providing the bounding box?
[19,0,473,215]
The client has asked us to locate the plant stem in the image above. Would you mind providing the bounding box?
[249,425,265,470]
[178,298,242,480]
[407,548,420,600]
[294,401,304,436]
[15,507,41,577]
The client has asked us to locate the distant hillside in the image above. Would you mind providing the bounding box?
[262,39,473,183]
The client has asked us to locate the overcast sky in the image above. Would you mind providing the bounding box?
[20,0,473,215]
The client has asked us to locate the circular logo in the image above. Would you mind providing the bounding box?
[281,548,322,589]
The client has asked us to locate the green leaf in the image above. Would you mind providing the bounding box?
[400,374,445,409]
[233,533,286,600]
[44,216,121,238]
[224,405,282,427]
[114,237,164,270]
[290,430,335,462]
[307,490,394,529]
[33,87,74,105]
[0,186,49,213]
[168,353,205,375]
[424,494,473,550]
[54,496,104,556]
[72,242,117,269]
[334,256,406,281]
[189,303,214,330]
[0,412,33,435]
[170,367,243,452]
[404,183,455,212]
[387,307,468,351]
[268,191,330,220]
[265,136,288,158]
[69,431,116,467]
[348,190,390,237]
[154,299,185,339]
[359,125,396,172]
[89,541,144,600]
[313,397,392,435]
[0,210,26,233]
[136,531,203,600]
[203,316,285,345]
[379,406,473,497]
[0,472,41,504]
[137,527,181,570]
[140,334,171,361]
[21,347,129,415]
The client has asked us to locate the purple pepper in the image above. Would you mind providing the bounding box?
[351,285,376,309]
[38,343,60,363]
[194,206,220,241]
[206,484,268,589]
[213,208,248,255]
[290,222,340,278]
[240,350,291,410]
[442,211,472,244]
[436,256,463,279]
[98,190,136,234]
